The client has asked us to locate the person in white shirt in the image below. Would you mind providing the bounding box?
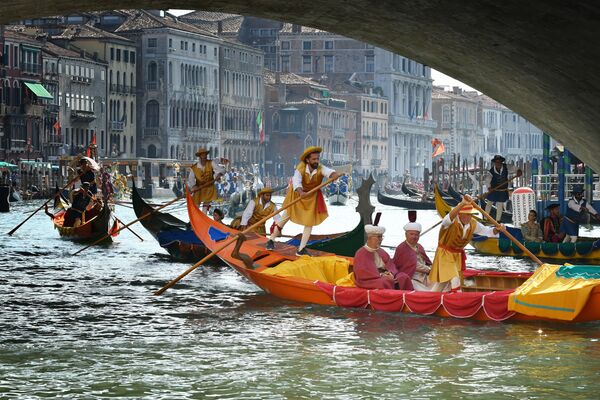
[239,187,281,236]
[268,146,340,255]
[187,148,225,213]
[561,184,600,242]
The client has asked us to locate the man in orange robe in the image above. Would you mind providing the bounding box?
[429,195,501,292]
[269,146,340,256]
[187,148,224,212]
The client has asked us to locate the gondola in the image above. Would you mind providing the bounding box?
[401,182,421,197]
[51,199,114,242]
[134,176,374,261]
[326,176,349,206]
[447,184,513,224]
[377,190,436,210]
[186,188,600,323]
[383,185,403,196]
[435,184,513,224]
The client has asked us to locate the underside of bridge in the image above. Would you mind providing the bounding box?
[3,1,599,170]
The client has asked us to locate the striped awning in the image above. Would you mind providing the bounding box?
[24,82,53,99]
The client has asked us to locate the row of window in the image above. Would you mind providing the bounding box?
[281,54,373,74]
[361,144,387,160]
[223,48,262,66]
[391,55,429,77]
[362,99,387,114]
[164,101,218,130]
[223,70,262,99]
[2,44,40,72]
[362,120,388,138]
[109,47,136,64]
[109,99,134,124]
[61,92,95,112]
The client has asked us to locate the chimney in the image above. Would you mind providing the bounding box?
[452,86,462,95]
[292,24,301,34]
[217,21,223,34]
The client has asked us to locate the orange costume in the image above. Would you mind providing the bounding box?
[283,161,329,227]
[240,188,279,235]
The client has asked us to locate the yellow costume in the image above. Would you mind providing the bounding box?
[191,160,217,205]
[247,197,276,235]
[282,161,328,227]
[429,217,477,283]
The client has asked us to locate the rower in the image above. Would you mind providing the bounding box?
[269,146,341,256]
[77,158,98,194]
[561,184,600,243]
[239,187,280,237]
[187,148,224,213]
[484,154,510,221]
[429,194,501,292]
[63,182,94,228]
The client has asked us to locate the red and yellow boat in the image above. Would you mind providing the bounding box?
[186,189,600,323]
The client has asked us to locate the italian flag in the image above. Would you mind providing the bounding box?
[256,110,264,144]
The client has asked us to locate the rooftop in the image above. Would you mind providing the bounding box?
[53,23,132,43]
[115,10,216,38]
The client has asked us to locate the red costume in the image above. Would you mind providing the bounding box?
[393,241,432,278]
[353,246,414,290]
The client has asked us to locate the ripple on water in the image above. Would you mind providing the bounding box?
[1,200,600,398]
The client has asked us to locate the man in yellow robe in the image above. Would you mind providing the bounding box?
[429,195,501,292]
[187,148,224,212]
[239,187,281,236]
[269,146,340,256]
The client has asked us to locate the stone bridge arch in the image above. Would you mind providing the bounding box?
[3,0,600,170]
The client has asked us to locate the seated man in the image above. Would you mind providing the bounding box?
[353,224,414,290]
[393,221,441,291]
[543,203,565,243]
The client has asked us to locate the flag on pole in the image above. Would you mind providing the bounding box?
[256,110,264,144]
[432,141,445,158]
[91,131,97,145]
[53,119,61,136]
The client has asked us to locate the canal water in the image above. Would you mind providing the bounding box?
[1,196,599,398]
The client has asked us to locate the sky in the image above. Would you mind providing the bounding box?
[169,9,476,91]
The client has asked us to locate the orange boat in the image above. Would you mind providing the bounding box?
[186,189,600,323]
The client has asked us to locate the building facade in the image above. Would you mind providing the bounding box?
[116,11,222,160]
[54,24,138,158]
[219,39,264,166]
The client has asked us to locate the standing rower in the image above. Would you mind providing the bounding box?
[269,146,340,256]
[187,148,224,212]
[429,195,500,292]
[240,187,280,236]
[484,154,510,221]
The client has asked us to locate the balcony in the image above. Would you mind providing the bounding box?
[70,110,96,122]
[71,75,91,85]
[22,63,41,75]
[146,81,158,91]
[111,121,124,131]
[143,128,159,138]
[333,128,345,139]
[390,115,438,129]
[110,84,132,94]
[23,104,44,117]
[370,158,382,166]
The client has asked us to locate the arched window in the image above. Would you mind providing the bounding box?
[442,105,450,124]
[148,62,157,82]
[147,144,157,158]
[306,113,314,132]
[170,145,175,159]
[146,100,159,127]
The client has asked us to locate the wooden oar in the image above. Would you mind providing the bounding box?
[7,173,82,236]
[72,179,216,255]
[468,199,543,266]
[113,215,144,242]
[154,174,343,296]
[420,169,523,237]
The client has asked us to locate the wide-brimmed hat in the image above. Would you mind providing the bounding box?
[299,146,322,162]
[491,155,506,162]
[572,184,584,193]
[458,204,478,214]
[258,187,274,196]
[545,203,560,210]
[195,148,210,156]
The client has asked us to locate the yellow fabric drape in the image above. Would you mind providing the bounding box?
[247,198,275,235]
[429,217,477,283]
[508,264,600,321]
[261,256,351,284]
[282,162,328,227]
[191,161,217,204]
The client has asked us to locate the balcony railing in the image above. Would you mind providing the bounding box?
[71,75,91,84]
[370,158,382,166]
[144,128,159,137]
[22,63,41,74]
[146,82,158,90]
[111,121,124,131]
[333,128,345,139]
[70,110,96,122]
[110,84,132,94]
[23,104,44,117]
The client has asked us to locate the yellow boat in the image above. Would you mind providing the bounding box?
[434,184,600,262]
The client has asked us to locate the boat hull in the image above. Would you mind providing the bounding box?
[327,193,348,206]
[52,203,113,243]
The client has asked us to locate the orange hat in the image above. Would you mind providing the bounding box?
[458,204,478,214]
[258,187,274,196]
[299,146,322,162]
